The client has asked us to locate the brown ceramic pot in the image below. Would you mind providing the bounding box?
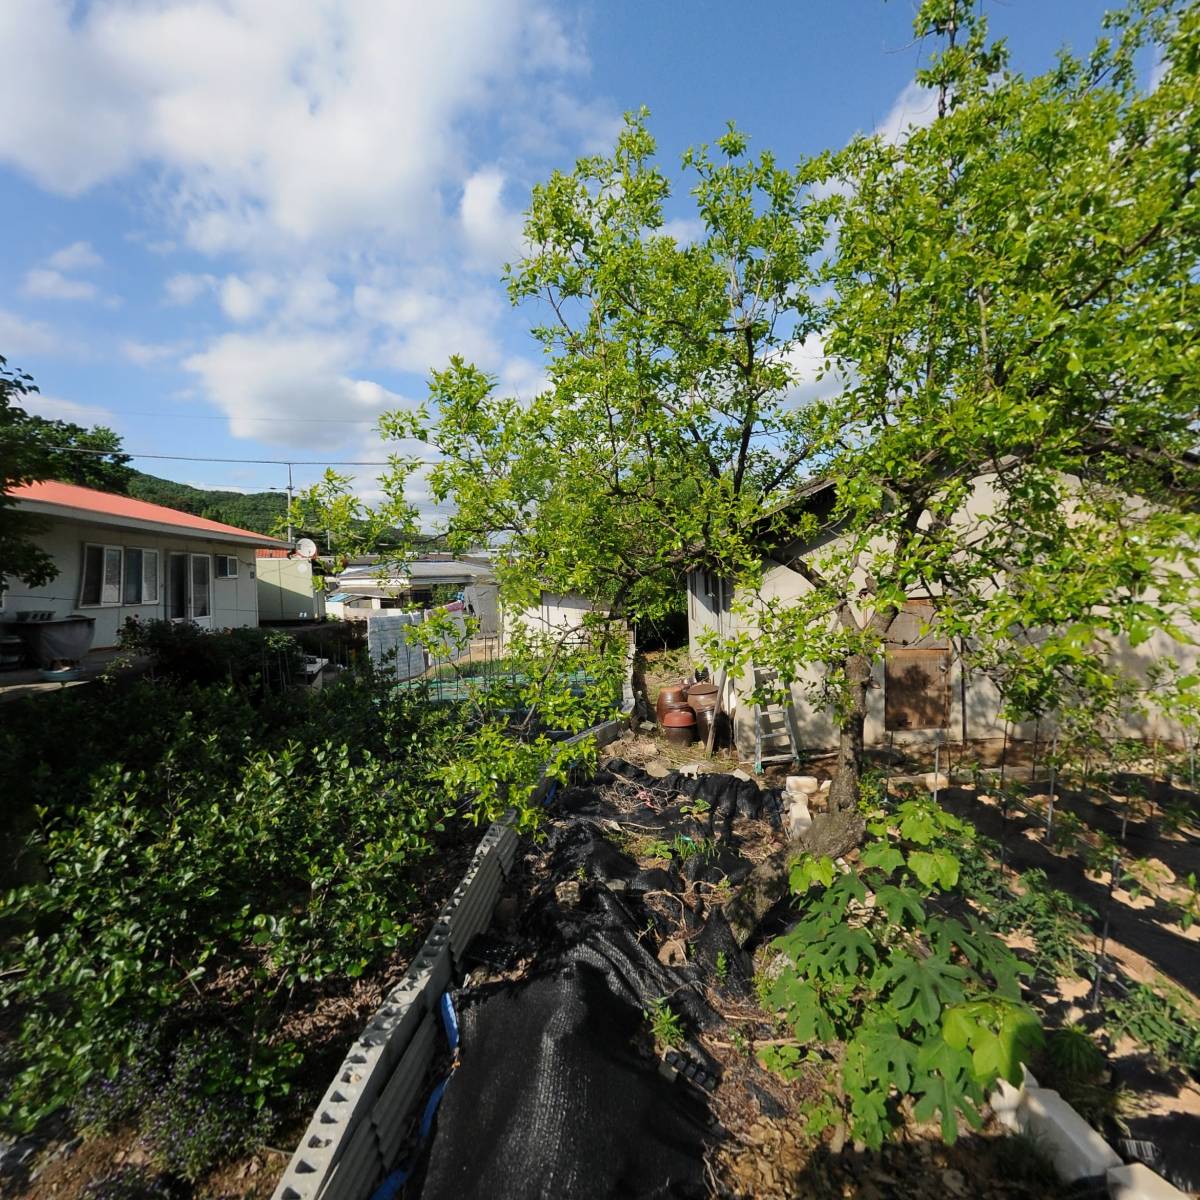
[662,707,697,745]
[656,682,690,726]
[685,680,718,715]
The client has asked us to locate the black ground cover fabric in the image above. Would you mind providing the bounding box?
[408,762,771,1199]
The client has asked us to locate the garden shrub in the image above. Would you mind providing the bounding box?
[0,670,456,1138]
[83,1167,181,1200]
[75,1025,274,1181]
[761,792,1042,1147]
[119,618,305,691]
[1105,982,1200,1073]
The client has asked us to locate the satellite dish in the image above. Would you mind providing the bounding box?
[294,537,318,560]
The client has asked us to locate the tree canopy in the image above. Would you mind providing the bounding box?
[299,0,1200,803]
[0,357,133,587]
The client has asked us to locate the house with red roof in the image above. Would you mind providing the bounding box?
[2,480,292,648]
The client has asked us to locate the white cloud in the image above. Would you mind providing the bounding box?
[21,393,113,424]
[0,0,616,482]
[281,272,342,326]
[23,241,109,302]
[22,267,99,301]
[781,331,846,405]
[497,356,548,400]
[876,81,939,146]
[460,168,524,265]
[183,331,408,445]
[163,272,217,305]
[220,273,277,323]
[0,309,60,357]
[46,240,103,271]
[659,217,705,246]
[0,0,597,255]
[355,280,503,377]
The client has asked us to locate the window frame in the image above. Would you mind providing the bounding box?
[81,543,163,607]
[80,543,125,607]
[121,547,161,606]
[214,554,239,580]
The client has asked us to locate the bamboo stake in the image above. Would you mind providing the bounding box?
[705,667,728,759]
[1045,731,1058,845]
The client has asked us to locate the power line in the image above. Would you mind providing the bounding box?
[45,445,438,467]
[91,410,382,425]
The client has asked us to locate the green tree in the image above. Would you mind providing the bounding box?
[20,417,131,493]
[0,356,57,587]
[294,0,1200,814]
[1,356,134,588]
[418,115,830,618]
[733,0,1200,807]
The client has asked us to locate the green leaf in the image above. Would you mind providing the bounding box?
[907,849,960,891]
[912,1038,980,1144]
[790,854,836,893]
[898,806,939,846]
[886,952,966,1030]
[860,842,905,876]
[874,883,927,928]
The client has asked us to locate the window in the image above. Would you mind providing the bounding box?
[122,549,160,605]
[215,555,239,579]
[83,545,160,606]
[81,545,123,606]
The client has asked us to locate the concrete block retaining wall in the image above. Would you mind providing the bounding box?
[271,714,628,1200]
[992,1069,1190,1199]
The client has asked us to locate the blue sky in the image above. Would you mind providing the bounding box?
[0,0,1122,515]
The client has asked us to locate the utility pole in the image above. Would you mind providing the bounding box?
[286,462,294,544]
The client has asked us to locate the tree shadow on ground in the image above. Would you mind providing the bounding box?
[762,1129,1101,1199]
[936,784,1200,999]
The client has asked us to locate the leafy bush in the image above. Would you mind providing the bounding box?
[83,1166,180,1200]
[119,618,305,691]
[1105,983,1200,1073]
[761,797,1042,1147]
[1043,1026,1105,1082]
[142,1030,276,1181]
[0,671,456,1136]
[76,1026,274,1181]
[988,868,1096,980]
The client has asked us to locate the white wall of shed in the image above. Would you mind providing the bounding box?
[256,557,326,622]
[686,473,1200,756]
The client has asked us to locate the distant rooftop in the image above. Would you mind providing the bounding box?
[334,557,495,589]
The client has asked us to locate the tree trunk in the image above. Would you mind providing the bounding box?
[827,652,872,813]
[726,808,866,945]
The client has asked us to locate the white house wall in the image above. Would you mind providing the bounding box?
[503,592,598,646]
[3,516,261,647]
[687,469,1200,754]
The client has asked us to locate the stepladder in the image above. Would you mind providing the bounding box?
[752,665,800,774]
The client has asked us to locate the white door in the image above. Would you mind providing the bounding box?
[167,553,213,628]
[189,554,212,630]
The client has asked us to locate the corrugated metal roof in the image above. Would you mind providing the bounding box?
[337,558,494,585]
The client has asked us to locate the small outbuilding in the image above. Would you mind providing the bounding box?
[256,549,326,623]
[687,475,1199,759]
